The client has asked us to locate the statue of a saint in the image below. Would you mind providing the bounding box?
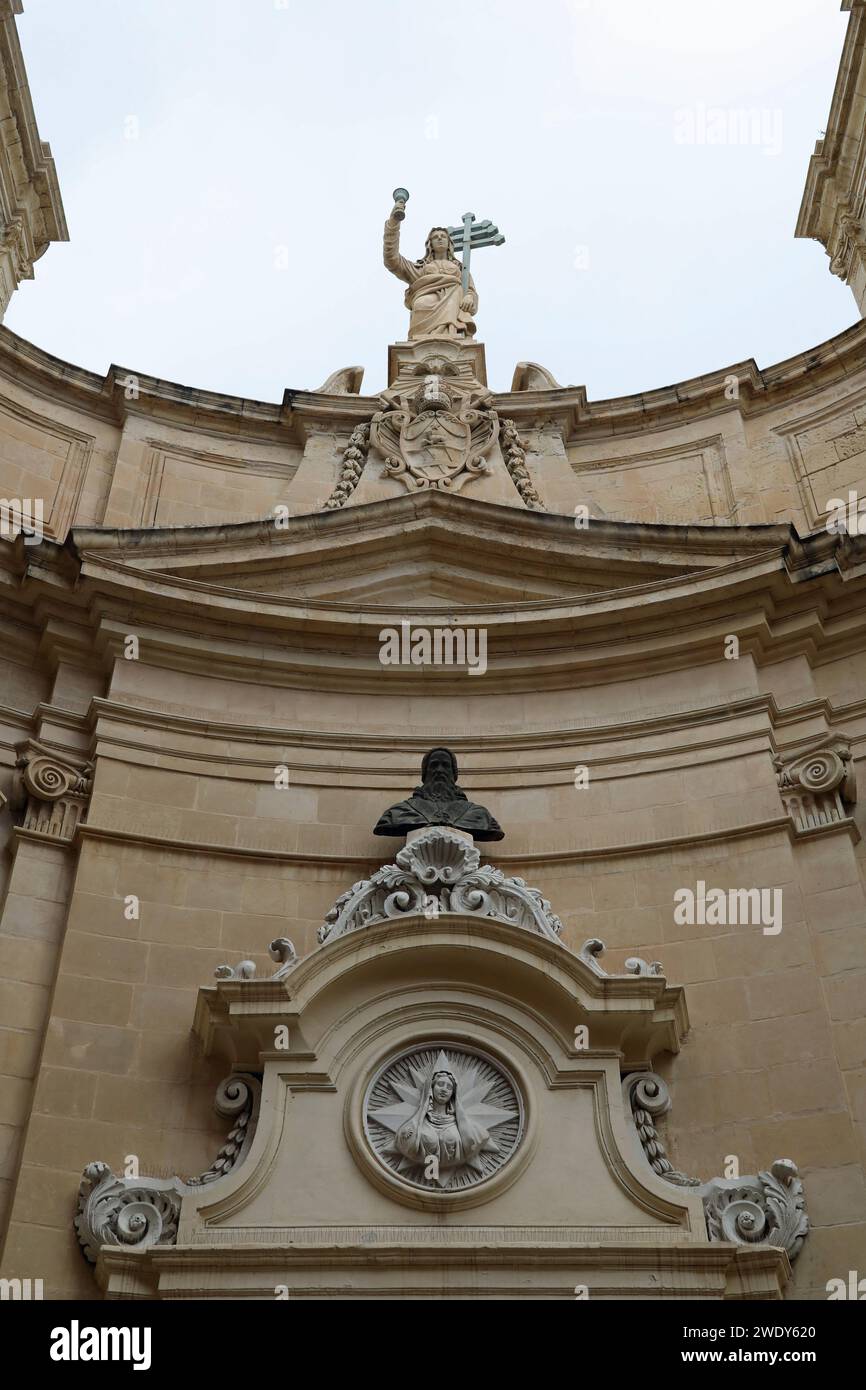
[394,1064,491,1182]
[373,746,504,841]
[384,197,478,341]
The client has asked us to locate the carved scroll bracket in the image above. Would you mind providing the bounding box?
[624,1071,809,1262]
[75,1073,261,1264]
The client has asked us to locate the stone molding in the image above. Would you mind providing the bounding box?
[796,2,866,311]
[75,1073,261,1263]
[316,828,564,945]
[624,1072,809,1262]
[42,508,866,701]
[773,733,857,833]
[12,739,92,842]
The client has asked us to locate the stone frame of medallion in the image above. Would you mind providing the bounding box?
[348,1034,534,1213]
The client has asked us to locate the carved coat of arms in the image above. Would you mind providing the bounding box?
[370,373,499,494]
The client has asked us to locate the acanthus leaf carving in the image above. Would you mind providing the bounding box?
[702,1160,809,1262]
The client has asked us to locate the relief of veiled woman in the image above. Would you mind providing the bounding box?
[384,217,478,342]
[394,1065,491,1184]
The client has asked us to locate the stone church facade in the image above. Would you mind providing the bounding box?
[1,1,865,1300]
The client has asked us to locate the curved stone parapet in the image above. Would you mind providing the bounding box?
[5,311,866,536]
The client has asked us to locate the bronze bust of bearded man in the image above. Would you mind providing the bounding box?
[373,747,504,842]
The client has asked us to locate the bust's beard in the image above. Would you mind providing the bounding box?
[418,772,457,806]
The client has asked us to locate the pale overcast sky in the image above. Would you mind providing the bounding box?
[6,0,858,400]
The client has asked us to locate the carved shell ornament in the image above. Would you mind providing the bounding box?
[364,1045,523,1192]
[316,828,564,944]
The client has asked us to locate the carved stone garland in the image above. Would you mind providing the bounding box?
[624,1072,809,1261]
[323,422,370,509]
[316,827,563,944]
[500,418,545,510]
[75,1074,261,1263]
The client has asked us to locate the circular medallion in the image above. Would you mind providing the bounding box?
[363,1043,523,1192]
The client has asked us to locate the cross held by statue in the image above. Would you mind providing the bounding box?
[447,212,505,295]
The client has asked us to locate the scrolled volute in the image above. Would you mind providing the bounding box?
[624,1072,810,1259]
[75,1073,262,1263]
[702,1160,809,1262]
[74,1162,182,1264]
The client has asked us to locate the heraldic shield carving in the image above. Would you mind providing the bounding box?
[370,373,499,493]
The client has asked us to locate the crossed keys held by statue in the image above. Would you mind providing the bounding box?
[392,188,505,294]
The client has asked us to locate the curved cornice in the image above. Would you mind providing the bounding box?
[5,499,865,692]
[67,491,794,568]
[192,915,689,1067]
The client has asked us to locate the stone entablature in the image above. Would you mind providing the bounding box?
[797,2,866,312]
[0,4,67,318]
